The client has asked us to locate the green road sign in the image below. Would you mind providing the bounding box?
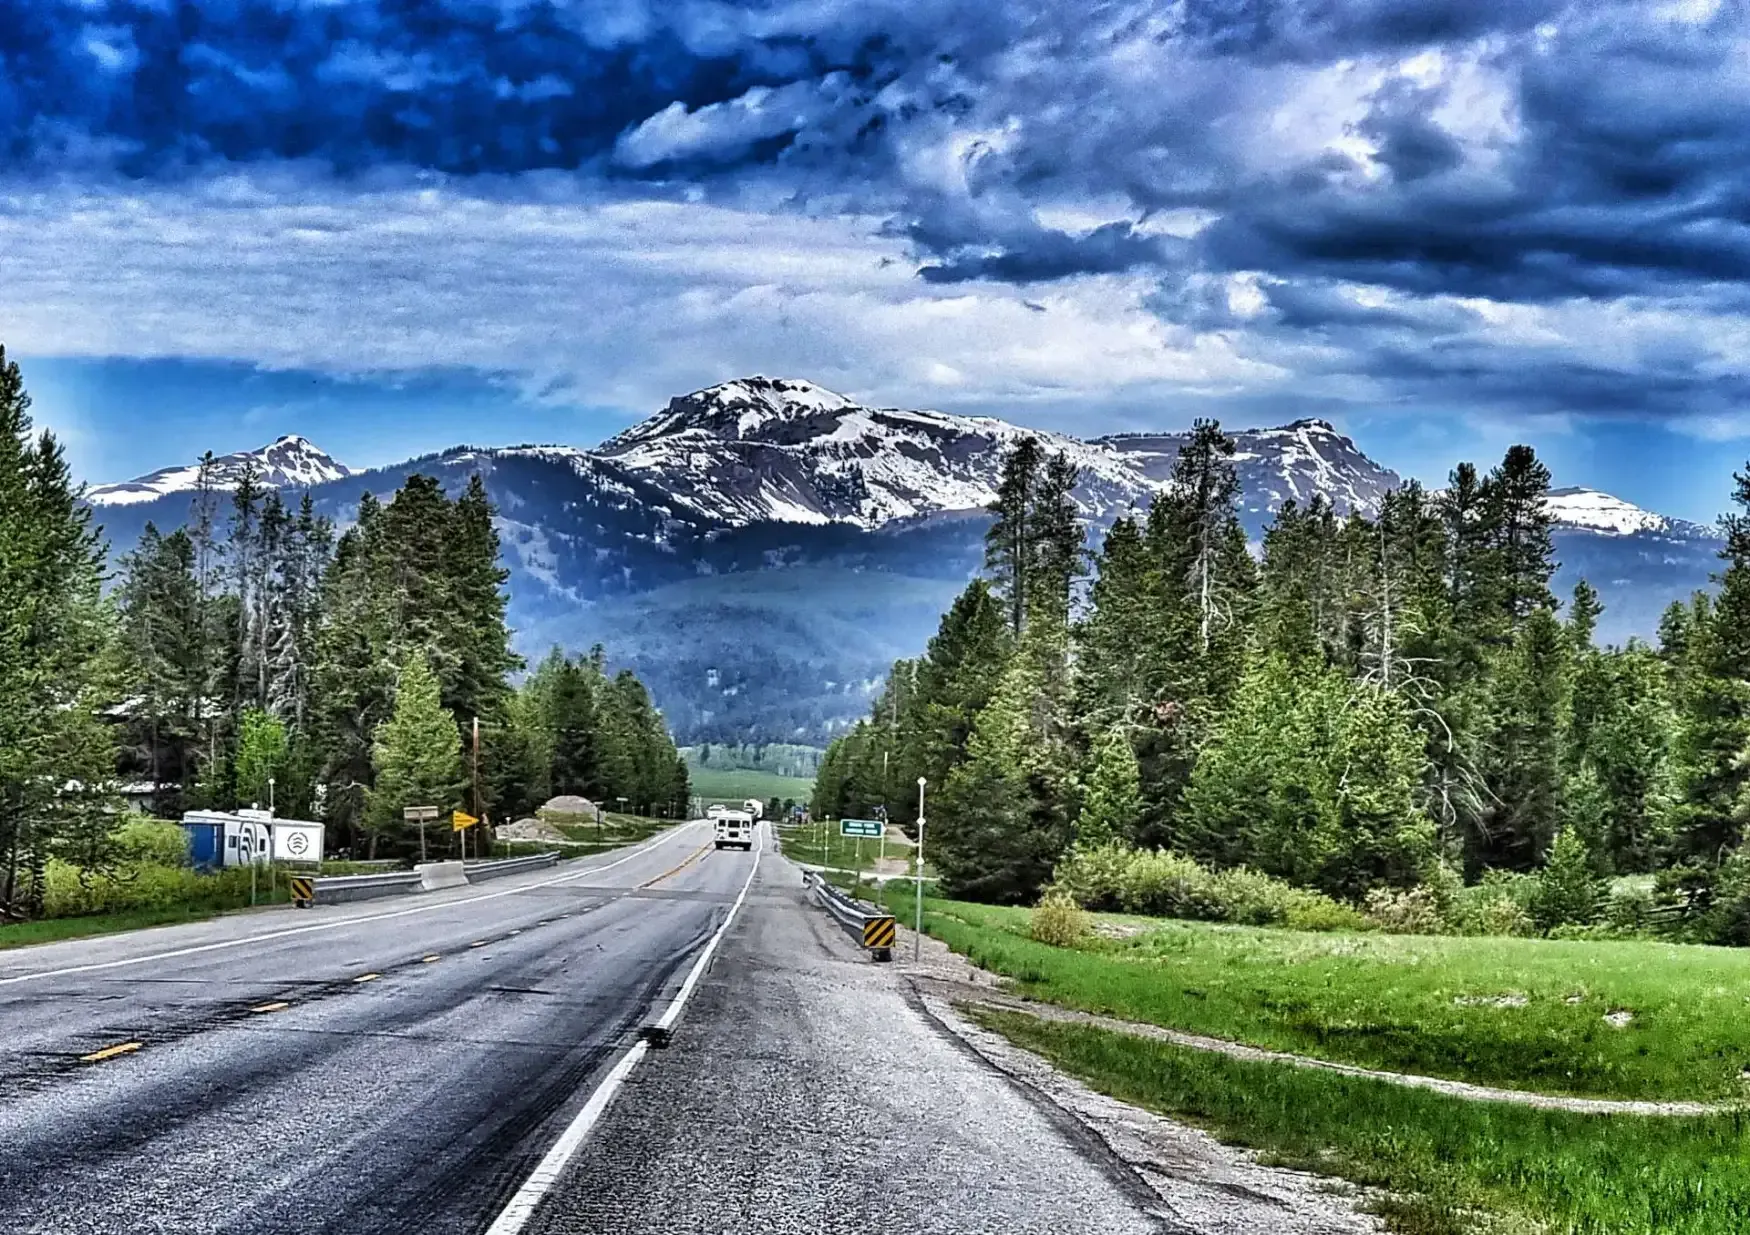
[840,817,885,838]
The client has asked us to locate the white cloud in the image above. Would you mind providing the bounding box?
[0,173,1276,428]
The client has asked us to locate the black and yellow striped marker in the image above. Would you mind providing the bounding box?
[863,915,897,950]
[290,876,315,908]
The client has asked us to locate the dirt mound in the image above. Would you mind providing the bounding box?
[540,795,598,818]
[496,817,570,842]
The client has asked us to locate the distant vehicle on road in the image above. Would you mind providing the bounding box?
[714,809,755,850]
[742,798,764,820]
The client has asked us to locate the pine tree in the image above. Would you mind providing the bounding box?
[364,652,463,858]
[0,349,118,917]
[1473,606,1570,871]
[1075,726,1141,847]
[934,647,1069,903]
[984,438,1044,635]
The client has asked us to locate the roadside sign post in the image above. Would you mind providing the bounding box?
[839,818,884,897]
[915,778,927,963]
[404,806,440,861]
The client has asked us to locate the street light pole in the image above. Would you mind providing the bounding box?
[914,777,926,963]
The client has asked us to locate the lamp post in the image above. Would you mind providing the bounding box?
[914,777,926,963]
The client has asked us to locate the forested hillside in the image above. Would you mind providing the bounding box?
[0,350,685,918]
[815,425,1750,943]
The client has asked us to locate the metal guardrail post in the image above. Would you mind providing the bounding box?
[802,871,894,962]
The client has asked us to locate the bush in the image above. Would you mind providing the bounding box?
[1363,885,1444,934]
[41,858,271,919]
[1052,844,1368,932]
[1448,871,1537,937]
[1029,893,1091,947]
[1049,843,1136,912]
[112,817,191,868]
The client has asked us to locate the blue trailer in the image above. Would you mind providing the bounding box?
[180,811,273,870]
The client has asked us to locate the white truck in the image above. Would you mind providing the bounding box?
[713,808,756,851]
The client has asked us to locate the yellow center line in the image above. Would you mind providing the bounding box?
[249,1001,290,1014]
[422,955,441,964]
[470,940,489,948]
[353,973,381,984]
[80,1042,141,1063]
[640,842,714,889]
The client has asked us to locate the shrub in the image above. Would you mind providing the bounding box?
[1049,843,1135,912]
[1053,844,1368,932]
[112,817,191,868]
[1363,885,1444,934]
[1448,871,1537,937]
[1029,893,1091,948]
[1117,850,1224,920]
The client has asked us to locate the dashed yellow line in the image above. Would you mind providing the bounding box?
[80,1041,141,1063]
[470,940,489,949]
[249,1001,290,1014]
[640,842,713,889]
[422,954,441,964]
[353,972,381,984]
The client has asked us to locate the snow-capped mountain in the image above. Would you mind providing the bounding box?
[1092,418,1402,534]
[1544,486,1714,541]
[79,377,1727,743]
[85,435,354,506]
[597,377,1155,527]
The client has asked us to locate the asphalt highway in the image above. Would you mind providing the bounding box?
[0,820,747,1235]
[1,821,1180,1235]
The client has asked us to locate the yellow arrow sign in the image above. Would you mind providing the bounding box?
[452,810,480,831]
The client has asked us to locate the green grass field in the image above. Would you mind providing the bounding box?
[688,765,814,807]
[981,1010,1750,1235]
[916,898,1750,1102]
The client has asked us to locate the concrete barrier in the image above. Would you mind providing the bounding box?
[414,861,468,892]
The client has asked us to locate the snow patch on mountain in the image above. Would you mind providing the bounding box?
[86,435,354,506]
[1545,487,1714,540]
[598,376,1156,528]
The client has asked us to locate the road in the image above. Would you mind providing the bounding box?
[0,821,1178,1234]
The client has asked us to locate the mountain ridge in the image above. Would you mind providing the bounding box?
[77,379,1726,743]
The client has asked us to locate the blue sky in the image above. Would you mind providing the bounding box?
[6,0,1750,523]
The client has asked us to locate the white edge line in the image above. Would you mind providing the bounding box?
[0,821,706,988]
[482,826,766,1235]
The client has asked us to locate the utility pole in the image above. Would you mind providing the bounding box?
[914,777,926,963]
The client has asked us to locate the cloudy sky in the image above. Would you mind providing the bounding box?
[5,0,1750,521]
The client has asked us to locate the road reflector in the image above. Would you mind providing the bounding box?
[290,876,315,908]
[353,973,381,984]
[80,1041,142,1062]
[863,916,898,950]
[250,1001,290,1014]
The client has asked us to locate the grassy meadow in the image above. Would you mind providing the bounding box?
[912,897,1750,1102]
[688,765,815,807]
[982,1009,1750,1235]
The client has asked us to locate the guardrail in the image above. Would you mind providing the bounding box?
[303,870,423,906]
[288,851,565,908]
[803,870,896,961]
[463,852,560,882]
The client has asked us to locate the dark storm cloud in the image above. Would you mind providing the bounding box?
[8,0,1750,424]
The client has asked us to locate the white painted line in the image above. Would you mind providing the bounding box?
[0,821,705,988]
[482,836,764,1235]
